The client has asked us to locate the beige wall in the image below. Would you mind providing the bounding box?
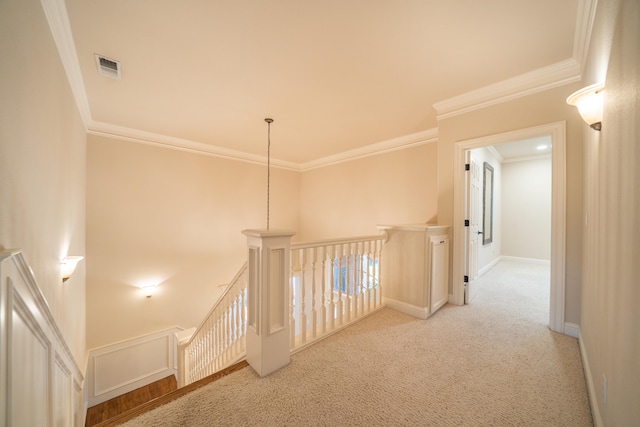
[0,0,87,363]
[298,143,439,241]
[437,85,584,323]
[502,158,551,261]
[86,137,437,348]
[580,0,640,425]
[86,135,300,348]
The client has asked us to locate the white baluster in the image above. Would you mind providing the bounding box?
[290,251,296,349]
[300,248,307,344]
[320,246,327,335]
[310,247,317,339]
[356,242,361,316]
[337,244,344,327]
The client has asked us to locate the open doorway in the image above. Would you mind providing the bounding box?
[451,122,567,334]
[464,137,552,315]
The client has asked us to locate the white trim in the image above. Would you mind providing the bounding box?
[564,322,579,338]
[486,146,504,162]
[499,256,551,266]
[88,121,301,171]
[478,257,501,277]
[573,0,599,72]
[89,122,438,172]
[86,327,182,407]
[579,330,603,427]
[452,122,566,335]
[382,297,429,320]
[39,0,92,128]
[432,0,598,121]
[501,153,552,164]
[0,251,85,427]
[299,129,439,171]
[433,59,581,120]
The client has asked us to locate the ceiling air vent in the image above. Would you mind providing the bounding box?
[94,54,121,79]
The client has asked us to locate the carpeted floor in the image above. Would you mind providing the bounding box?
[123,260,593,426]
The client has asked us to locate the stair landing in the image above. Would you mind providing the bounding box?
[85,360,249,426]
[85,375,178,426]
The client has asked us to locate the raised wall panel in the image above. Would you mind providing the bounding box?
[53,356,73,427]
[430,236,450,313]
[87,327,181,407]
[0,252,85,427]
[268,248,285,334]
[379,225,450,319]
[10,289,50,427]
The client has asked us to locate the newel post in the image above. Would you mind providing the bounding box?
[242,229,296,377]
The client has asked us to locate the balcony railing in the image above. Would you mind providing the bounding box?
[178,232,385,385]
[290,235,384,352]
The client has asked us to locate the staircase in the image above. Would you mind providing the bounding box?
[86,232,385,425]
[85,361,248,426]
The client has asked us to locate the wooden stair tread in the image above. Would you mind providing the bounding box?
[88,360,249,427]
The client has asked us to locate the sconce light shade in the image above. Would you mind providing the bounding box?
[61,256,84,282]
[142,285,157,298]
[567,83,604,131]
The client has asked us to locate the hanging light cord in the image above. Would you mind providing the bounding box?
[265,118,273,230]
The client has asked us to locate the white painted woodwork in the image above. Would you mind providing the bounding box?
[290,235,384,353]
[243,230,295,377]
[451,121,566,334]
[180,265,248,386]
[378,225,450,319]
[0,251,84,427]
[178,233,384,383]
[86,327,181,406]
[465,152,481,303]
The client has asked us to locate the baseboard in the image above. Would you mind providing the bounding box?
[478,257,501,277]
[564,322,579,338]
[578,330,603,427]
[382,297,429,319]
[499,255,551,265]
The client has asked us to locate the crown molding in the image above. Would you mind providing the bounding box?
[432,0,597,121]
[43,0,593,169]
[502,153,552,164]
[89,121,438,172]
[88,121,301,171]
[486,146,504,163]
[40,0,92,128]
[573,0,599,72]
[299,128,439,171]
[433,59,581,120]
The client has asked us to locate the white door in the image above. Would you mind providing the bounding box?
[465,151,482,303]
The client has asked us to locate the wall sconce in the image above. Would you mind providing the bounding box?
[61,256,84,282]
[141,285,157,298]
[566,83,604,131]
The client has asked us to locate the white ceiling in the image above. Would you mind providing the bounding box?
[60,0,589,168]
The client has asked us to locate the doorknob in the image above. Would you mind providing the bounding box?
[477,231,483,235]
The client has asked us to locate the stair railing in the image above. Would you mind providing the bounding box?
[177,263,248,386]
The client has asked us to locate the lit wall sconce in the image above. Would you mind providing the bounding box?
[566,83,604,131]
[141,285,157,298]
[61,256,84,282]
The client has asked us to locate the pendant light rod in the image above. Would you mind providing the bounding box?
[265,118,273,230]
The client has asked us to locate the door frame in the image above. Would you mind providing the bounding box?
[451,121,566,334]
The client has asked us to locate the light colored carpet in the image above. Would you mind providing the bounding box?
[123,260,593,426]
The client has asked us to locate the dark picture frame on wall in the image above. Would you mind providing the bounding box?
[483,162,494,245]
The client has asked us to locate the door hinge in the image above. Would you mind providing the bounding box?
[464,219,470,226]
[464,275,469,283]
[465,163,470,171]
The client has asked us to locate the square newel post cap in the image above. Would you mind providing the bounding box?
[242,229,296,239]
